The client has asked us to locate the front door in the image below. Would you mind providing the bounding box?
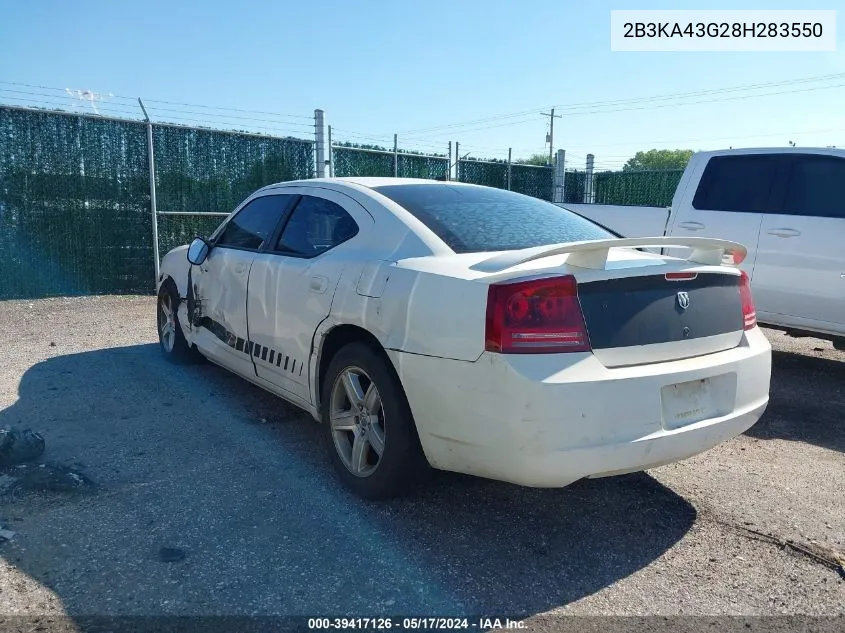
[190,194,293,377]
[247,188,370,404]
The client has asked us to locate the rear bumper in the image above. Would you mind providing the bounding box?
[389,327,771,487]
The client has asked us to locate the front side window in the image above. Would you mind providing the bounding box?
[781,155,845,218]
[372,183,612,254]
[275,196,359,257]
[692,155,781,213]
[214,195,291,250]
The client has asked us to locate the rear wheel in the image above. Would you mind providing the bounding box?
[321,342,423,499]
[157,281,201,363]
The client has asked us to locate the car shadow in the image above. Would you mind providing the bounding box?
[0,345,695,619]
[744,349,845,454]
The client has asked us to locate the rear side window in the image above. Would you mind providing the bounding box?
[372,184,612,253]
[275,196,358,257]
[692,155,781,213]
[215,195,290,250]
[781,155,845,218]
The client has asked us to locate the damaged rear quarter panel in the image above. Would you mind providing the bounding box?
[377,266,488,362]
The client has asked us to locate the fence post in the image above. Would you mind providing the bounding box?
[507,148,512,190]
[447,141,452,180]
[393,134,398,177]
[314,109,326,178]
[584,154,594,203]
[138,98,160,287]
[455,141,460,181]
[554,149,565,203]
[327,125,333,177]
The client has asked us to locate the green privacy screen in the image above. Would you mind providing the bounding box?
[0,106,314,299]
[0,108,150,298]
[332,147,449,179]
[456,160,554,201]
[593,169,683,207]
[564,169,684,206]
[152,125,314,256]
[1,105,687,300]
[457,160,508,190]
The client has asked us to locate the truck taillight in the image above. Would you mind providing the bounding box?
[485,275,591,354]
[739,270,756,330]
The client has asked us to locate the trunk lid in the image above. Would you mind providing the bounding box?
[576,270,744,367]
[467,236,748,367]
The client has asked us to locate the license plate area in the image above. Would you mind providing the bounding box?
[661,374,736,430]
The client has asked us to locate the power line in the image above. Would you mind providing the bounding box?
[0,80,313,120]
[403,81,845,141]
[562,126,845,150]
[143,105,314,129]
[397,72,845,137]
[143,98,313,120]
[549,72,845,112]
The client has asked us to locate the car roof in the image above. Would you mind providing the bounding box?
[695,147,844,158]
[258,177,481,192]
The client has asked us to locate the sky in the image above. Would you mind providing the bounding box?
[1,0,844,170]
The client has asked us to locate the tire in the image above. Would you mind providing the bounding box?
[321,342,424,499]
[157,280,202,364]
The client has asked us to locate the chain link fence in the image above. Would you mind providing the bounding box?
[332,147,394,178]
[565,168,683,207]
[456,159,553,201]
[457,159,508,189]
[0,107,151,298]
[332,146,448,179]
[510,164,554,201]
[153,124,313,256]
[0,106,314,299]
[397,153,449,179]
[563,170,586,204]
[1,103,690,300]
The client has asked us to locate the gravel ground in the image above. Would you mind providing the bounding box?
[0,296,842,625]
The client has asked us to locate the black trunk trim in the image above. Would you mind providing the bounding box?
[577,273,743,350]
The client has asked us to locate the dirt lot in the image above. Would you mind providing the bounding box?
[0,296,842,623]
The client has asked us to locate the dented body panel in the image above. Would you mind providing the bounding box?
[156,178,772,488]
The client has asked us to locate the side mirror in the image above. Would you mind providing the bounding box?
[187,237,210,266]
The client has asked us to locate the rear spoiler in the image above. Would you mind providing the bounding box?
[471,237,747,273]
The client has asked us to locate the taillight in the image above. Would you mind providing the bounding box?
[739,270,756,330]
[485,275,591,354]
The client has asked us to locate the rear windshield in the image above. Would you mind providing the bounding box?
[372,183,613,254]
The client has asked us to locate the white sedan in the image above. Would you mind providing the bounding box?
[157,178,772,499]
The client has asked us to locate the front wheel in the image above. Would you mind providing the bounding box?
[157,281,201,364]
[321,342,424,499]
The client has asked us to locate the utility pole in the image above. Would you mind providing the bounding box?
[540,108,562,166]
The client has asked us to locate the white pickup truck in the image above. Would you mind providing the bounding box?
[563,147,845,350]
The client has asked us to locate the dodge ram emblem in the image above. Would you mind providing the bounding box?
[677,291,690,310]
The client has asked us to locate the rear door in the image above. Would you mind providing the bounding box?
[247,188,370,404]
[668,154,780,276]
[753,153,845,334]
[190,194,293,376]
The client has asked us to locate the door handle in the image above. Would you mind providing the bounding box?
[767,228,801,238]
[234,263,247,275]
[309,276,328,294]
[677,221,705,231]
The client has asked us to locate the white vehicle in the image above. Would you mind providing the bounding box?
[157,179,771,499]
[566,147,845,349]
